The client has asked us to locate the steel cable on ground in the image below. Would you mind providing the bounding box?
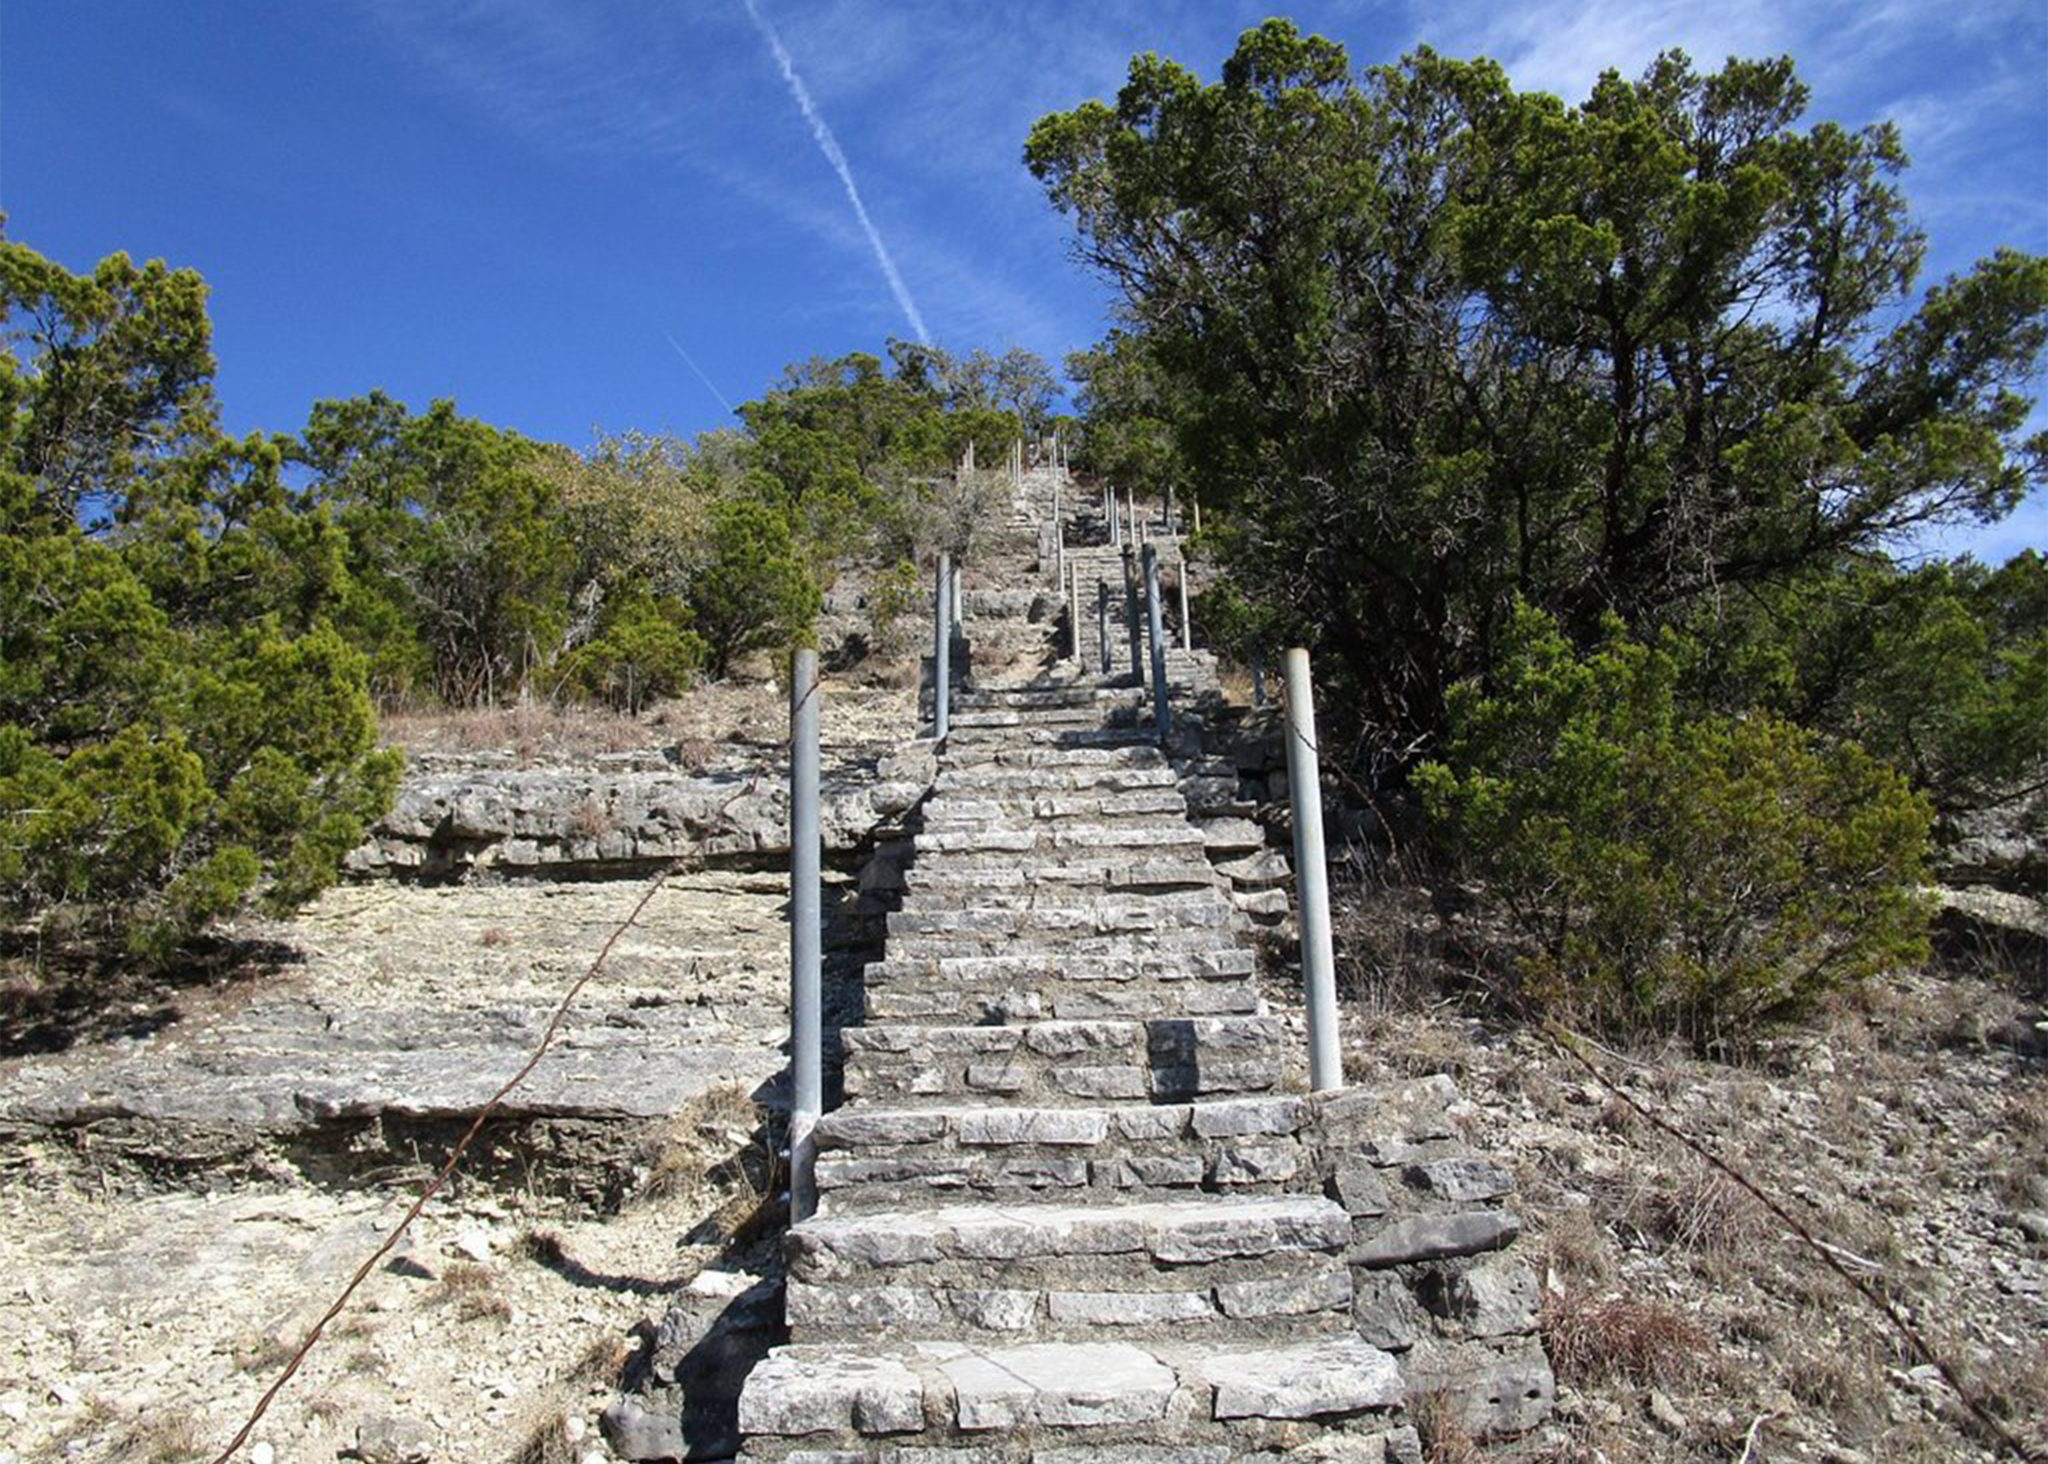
[207,684,810,1463]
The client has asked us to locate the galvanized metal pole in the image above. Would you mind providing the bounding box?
[1193,499,1202,536]
[1097,580,1111,675]
[1142,544,1171,738]
[1252,644,1268,708]
[1069,564,1084,662]
[1132,487,1143,545]
[1283,647,1340,1091]
[1122,547,1143,681]
[1110,487,1122,547]
[933,553,951,740]
[1177,560,1192,651]
[789,646,822,1220]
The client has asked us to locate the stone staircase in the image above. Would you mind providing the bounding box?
[728,462,1551,1463]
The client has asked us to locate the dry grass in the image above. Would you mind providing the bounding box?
[1412,1390,1482,1464]
[566,1330,636,1386]
[431,1261,514,1322]
[112,1412,208,1464]
[1542,1288,1711,1389]
[506,1407,578,1464]
[380,700,662,762]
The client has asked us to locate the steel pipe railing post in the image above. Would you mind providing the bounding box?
[788,646,822,1220]
[1122,547,1143,681]
[1132,487,1143,545]
[1069,564,1083,662]
[1283,647,1341,1091]
[1142,544,1171,739]
[933,553,951,740]
[1097,580,1111,675]
[1251,644,1268,707]
[1177,560,1192,651]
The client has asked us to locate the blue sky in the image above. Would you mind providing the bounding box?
[3,0,2044,558]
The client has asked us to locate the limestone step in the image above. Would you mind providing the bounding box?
[877,923,1245,964]
[897,856,1222,895]
[929,763,1179,795]
[839,1015,1296,1105]
[882,891,1234,947]
[734,1335,1408,1458]
[913,822,1207,857]
[919,788,1191,825]
[937,743,1169,771]
[813,1095,1315,1214]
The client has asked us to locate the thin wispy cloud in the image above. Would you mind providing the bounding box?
[666,334,736,415]
[740,0,931,345]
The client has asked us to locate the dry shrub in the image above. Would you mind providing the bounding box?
[379,700,657,762]
[564,798,615,841]
[507,1407,577,1464]
[113,1413,208,1464]
[1412,1389,1481,1464]
[568,1331,636,1386]
[1542,1205,1615,1283]
[1634,1167,1772,1257]
[1542,1288,1709,1388]
[432,1261,513,1322]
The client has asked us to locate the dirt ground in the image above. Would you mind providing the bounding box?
[0,877,796,1464]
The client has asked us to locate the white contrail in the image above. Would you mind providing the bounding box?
[665,333,736,415]
[740,0,931,345]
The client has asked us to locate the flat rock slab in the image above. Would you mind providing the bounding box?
[789,1196,1350,1278]
[928,1341,1175,1430]
[737,1351,925,1436]
[1195,1337,1404,1419]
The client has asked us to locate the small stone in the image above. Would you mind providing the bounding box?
[250,1446,275,1464]
[1409,1157,1514,1203]
[1649,1389,1687,1434]
[452,1229,493,1264]
[2013,1211,2048,1244]
[354,1412,435,1464]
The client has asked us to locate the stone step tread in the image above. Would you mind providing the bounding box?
[788,1194,1350,1275]
[737,1335,1402,1438]
[815,1095,1310,1152]
[840,1015,1284,1056]
[864,948,1255,984]
[898,859,1223,892]
[865,983,1258,1023]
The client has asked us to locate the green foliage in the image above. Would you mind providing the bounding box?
[865,559,923,656]
[294,393,579,705]
[1031,26,2048,766]
[1,238,399,961]
[1699,554,2048,820]
[689,496,822,679]
[557,591,706,713]
[1416,604,1933,1040]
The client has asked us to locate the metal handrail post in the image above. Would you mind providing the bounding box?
[1283,647,1340,1091]
[1122,547,1143,681]
[1142,544,1171,738]
[933,553,951,740]
[1097,580,1111,675]
[789,646,822,1219]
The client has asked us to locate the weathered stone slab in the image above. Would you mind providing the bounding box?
[933,1342,1175,1431]
[1352,1212,1521,1268]
[736,1349,924,1436]
[1197,1337,1403,1419]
